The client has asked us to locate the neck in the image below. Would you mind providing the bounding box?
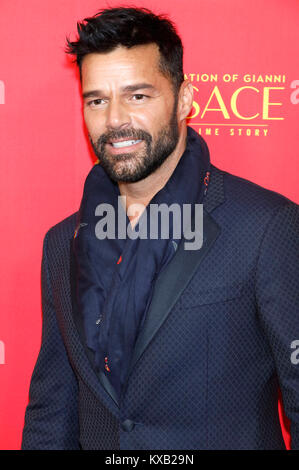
[118,124,187,224]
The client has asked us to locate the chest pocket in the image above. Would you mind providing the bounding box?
[180,282,245,309]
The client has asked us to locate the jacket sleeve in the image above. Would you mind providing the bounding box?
[21,231,80,450]
[255,200,299,449]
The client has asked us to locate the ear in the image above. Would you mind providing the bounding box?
[177,80,194,121]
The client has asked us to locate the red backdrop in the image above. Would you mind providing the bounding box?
[0,0,298,450]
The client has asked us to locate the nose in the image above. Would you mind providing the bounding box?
[105,99,131,131]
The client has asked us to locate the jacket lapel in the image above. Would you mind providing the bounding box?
[126,207,221,380]
[69,242,120,407]
[126,165,225,381]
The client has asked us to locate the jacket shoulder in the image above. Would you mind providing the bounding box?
[211,164,297,214]
[45,212,78,255]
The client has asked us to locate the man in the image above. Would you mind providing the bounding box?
[22,7,299,450]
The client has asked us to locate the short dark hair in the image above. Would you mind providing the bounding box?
[66,7,184,93]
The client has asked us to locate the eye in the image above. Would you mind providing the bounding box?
[87,98,105,108]
[131,94,148,101]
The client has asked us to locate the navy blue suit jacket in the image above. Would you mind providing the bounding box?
[21,164,299,450]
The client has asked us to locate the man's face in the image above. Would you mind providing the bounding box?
[81,44,180,183]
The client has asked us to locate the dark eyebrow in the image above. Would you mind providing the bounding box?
[83,90,102,100]
[82,83,156,100]
[121,83,156,93]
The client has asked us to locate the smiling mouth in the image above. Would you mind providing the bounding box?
[109,139,142,148]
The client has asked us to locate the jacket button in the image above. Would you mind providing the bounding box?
[121,419,135,432]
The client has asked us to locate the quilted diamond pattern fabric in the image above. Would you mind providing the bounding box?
[21,165,299,449]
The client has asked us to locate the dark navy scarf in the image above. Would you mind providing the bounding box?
[73,126,210,399]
